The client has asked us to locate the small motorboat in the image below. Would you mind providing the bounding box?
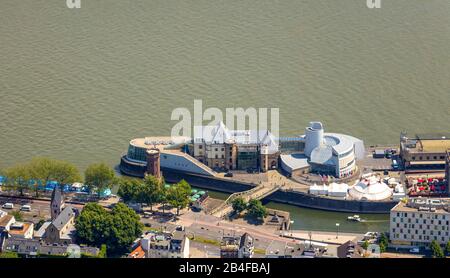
[347,215,362,222]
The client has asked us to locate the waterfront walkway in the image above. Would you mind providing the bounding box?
[210,171,291,217]
[281,230,364,245]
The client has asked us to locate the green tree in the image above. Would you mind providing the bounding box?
[50,160,81,185]
[361,240,369,250]
[28,157,80,197]
[75,202,142,256]
[142,175,164,211]
[231,197,247,214]
[430,240,444,258]
[117,178,140,203]
[108,203,144,254]
[4,163,31,196]
[167,180,191,215]
[246,199,267,219]
[11,211,24,222]
[75,203,111,246]
[0,251,19,258]
[28,157,58,197]
[84,163,115,197]
[445,241,450,256]
[379,233,389,253]
[98,244,107,258]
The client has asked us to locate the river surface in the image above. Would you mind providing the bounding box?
[2,0,448,232]
[194,187,389,233]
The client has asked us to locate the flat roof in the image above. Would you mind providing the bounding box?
[392,199,450,214]
[409,160,446,165]
[280,153,310,170]
[8,222,32,236]
[0,215,14,228]
[416,133,450,140]
[130,137,190,150]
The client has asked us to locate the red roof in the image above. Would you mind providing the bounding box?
[128,245,145,259]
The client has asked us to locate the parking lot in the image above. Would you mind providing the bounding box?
[0,195,83,223]
[358,148,398,172]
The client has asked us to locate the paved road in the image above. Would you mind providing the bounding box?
[0,195,84,223]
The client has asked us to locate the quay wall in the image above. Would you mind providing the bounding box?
[161,170,397,214]
[119,159,397,213]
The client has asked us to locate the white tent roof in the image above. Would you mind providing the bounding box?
[349,176,393,201]
[328,182,348,193]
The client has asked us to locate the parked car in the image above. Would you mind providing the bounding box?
[409,247,420,253]
[224,172,233,177]
[20,205,31,212]
[2,203,14,209]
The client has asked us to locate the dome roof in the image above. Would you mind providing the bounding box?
[349,175,392,201]
[310,145,334,165]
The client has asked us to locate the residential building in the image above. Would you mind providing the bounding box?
[390,198,450,247]
[337,241,364,258]
[135,231,190,258]
[265,241,310,258]
[220,233,255,258]
[2,237,99,257]
[446,150,450,194]
[128,245,146,258]
[8,222,34,239]
[0,214,15,232]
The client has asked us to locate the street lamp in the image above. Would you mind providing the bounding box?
[308,231,312,249]
[336,223,340,239]
[289,220,294,237]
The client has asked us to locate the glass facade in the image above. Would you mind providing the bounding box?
[237,151,258,170]
[127,145,147,162]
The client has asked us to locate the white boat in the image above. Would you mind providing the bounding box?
[347,215,362,222]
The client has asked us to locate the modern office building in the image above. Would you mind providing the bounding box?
[280,122,365,178]
[400,132,450,170]
[390,198,450,247]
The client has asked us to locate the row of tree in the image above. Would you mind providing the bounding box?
[361,235,450,258]
[231,197,268,219]
[117,175,192,215]
[0,157,116,197]
[430,240,450,258]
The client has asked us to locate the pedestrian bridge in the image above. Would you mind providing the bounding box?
[210,181,282,218]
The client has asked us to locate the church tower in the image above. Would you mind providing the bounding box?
[50,185,64,220]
